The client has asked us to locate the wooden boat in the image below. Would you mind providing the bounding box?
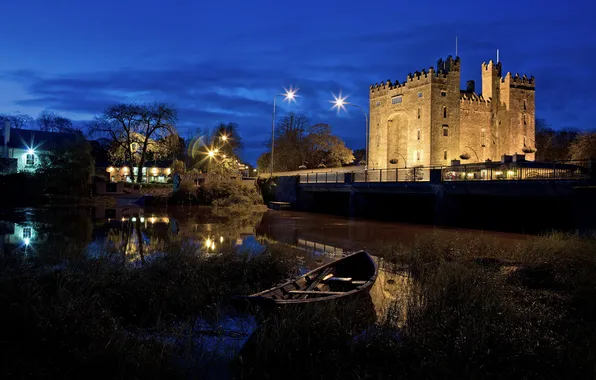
[237,250,378,305]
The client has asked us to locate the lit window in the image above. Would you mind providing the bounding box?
[443,107,447,118]
[417,108,420,119]
[441,90,447,97]
[444,150,448,160]
[26,154,35,166]
[23,227,32,239]
[417,129,421,140]
[417,92,423,98]
[481,128,486,138]
[442,125,449,137]
[391,95,403,104]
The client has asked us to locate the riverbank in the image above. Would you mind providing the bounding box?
[0,231,594,379]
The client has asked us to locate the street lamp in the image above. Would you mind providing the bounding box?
[330,91,369,170]
[271,86,299,176]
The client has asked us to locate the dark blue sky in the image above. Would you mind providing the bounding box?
[0,0,594,164]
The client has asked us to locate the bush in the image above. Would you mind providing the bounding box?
[197,180,262,207]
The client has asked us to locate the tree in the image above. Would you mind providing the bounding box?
[262,113,354,171]
[257,152,271,172]
[38,139,95,196]
[353,148,366,165]
[535,118,578,161]
[135,103,177,182]
[89,104,140,182]
[37,110,75,133]
[569,132,596,160]
[305,123,354,168]
[90,103,178,183]
[210,122,243,159]
[0,113,34,129]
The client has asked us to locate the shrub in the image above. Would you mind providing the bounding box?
[197,180,262,207]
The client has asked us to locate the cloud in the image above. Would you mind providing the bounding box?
[3,16,596,164]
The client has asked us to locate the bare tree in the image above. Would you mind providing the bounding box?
[37,110,75,133]
[89,104,141,182]
[135,103,178,182]
[0,113,34,129]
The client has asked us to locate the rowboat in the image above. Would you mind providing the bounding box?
[237,250,378,305]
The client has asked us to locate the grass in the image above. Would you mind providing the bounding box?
[0,239,299,379]
[232,232,596,379]
[1,231,595,379]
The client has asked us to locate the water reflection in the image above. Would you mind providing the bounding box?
[1,206,528,318]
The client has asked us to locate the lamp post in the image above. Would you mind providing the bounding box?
[271,86,299,176]
[330,92,369,170]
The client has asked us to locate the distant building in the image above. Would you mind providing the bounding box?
[106,160,174,183]
[369,56,536,168]
[0,124,79,173]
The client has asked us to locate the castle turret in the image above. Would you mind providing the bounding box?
[482,60,502,104]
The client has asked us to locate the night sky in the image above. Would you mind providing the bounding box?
[0,0,594,164]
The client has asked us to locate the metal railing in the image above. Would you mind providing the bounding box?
[299,172,345,184]
[354,167,431,182]
[442,160,593,182]
[297,160,594,184]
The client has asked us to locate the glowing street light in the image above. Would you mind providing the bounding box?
[208,150,215,158]
[330,91,370,170]
[271,86,299,176]
[27,148,34,155]
[221,134,228,142]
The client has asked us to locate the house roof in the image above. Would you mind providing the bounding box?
[1,128,79,151]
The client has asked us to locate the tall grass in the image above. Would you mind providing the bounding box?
[0,239,299,379]
[233,232,596,379]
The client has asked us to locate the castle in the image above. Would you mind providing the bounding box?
[368,56,535,169]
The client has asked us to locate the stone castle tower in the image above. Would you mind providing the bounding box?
[368,56,535,169]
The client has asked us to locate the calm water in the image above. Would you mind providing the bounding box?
[0,204,527,313]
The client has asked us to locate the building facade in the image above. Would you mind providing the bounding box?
[1,125,79,173]
[368,56,536,169]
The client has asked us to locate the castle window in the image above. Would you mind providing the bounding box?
[22,227,32,239]
[417,108,420,119]
[441,90,447,97]
[523,114,526,125]
[443,107,447,118]
[443,150,448,160]
[417,129,421,140]
[416,150,421,161]
[417,92,423,98]
[524,100,527,110]
[481,129,486,138]
[26,154,35,166]
[442,125,449,137]
[391,95,403,104]
[375,101,381,107]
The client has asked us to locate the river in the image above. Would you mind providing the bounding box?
[0,204,527,312]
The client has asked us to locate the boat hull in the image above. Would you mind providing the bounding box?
[237,250,378,306]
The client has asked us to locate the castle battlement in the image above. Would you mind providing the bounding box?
[460,92,491,105]
[369,55,536,169]
[369,58,460,95]
[502,72,535,87]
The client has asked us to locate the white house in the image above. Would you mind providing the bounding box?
[1,121,79,173]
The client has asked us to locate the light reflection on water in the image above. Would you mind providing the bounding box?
[1,206,528,315]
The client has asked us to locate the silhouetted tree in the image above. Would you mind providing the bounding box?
[535,118,578,161]
[37,110,75,133]
[569,133,596,160]
[0,113,34,129]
